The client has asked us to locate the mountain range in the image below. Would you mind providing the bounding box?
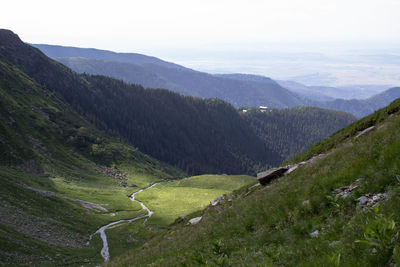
[1,29,400,266]
[225,73,400,118]
[32,44,308,108]
[33,44,400,118]
[0,30,354,176]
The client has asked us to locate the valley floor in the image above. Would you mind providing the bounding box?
[0,167,255,266]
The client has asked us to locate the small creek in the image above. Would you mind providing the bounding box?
[87,182,160,262]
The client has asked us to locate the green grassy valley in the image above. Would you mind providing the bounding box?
[1,29,398,266]
[137,175,255,225]
[107,99,400,266]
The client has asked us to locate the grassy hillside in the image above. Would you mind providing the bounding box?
[0,57,184,265]
[108,98,400,266]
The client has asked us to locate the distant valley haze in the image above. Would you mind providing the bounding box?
[2,0,400,94]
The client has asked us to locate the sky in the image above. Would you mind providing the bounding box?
[2,0,400,53]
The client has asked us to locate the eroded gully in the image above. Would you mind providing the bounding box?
[87,182,160,262]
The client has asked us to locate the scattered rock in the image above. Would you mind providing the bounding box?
[187,216,202,225]
[307,153,329,164]
[92,164,128,186]
[129,184,138,187]
[355,126,375,139]
[302,200,310,206]
[17,159,45,175]
[0,201,85,248]
[211,196,225,206]
[257,167,289,185]
[357,196,369,205]
[175,216,187,224]
[248,183,261,190]
[286,164,299,175]
[332,178,362,198]
[357,193,387,209]
[310,230,319,238]
[21,183,108,212]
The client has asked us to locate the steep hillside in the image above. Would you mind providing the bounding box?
[108,99,400,267]
[0,55,186,266]
[34,44,308,108]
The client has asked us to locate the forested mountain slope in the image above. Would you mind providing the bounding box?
[0,30,271,174]
[1,30,355,174]
[242,106,355,160]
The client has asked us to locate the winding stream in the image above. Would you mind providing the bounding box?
[87,182,160,262]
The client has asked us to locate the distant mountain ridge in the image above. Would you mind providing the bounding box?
[34,44,400,117]
[34,44,308,109]
[316,87,400,118]
[276,80,335,101]
[32,44,185,70]
[225,74,400,117]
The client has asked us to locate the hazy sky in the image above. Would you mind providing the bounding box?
[2,0,400,53]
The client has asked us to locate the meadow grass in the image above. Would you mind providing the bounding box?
[136,175,256,225]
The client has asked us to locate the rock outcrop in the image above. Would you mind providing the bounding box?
[187,216,202,225]
[357,193,387,209]
[355,126,375,139]
[257,153,329,186]
[257,167,289,185]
